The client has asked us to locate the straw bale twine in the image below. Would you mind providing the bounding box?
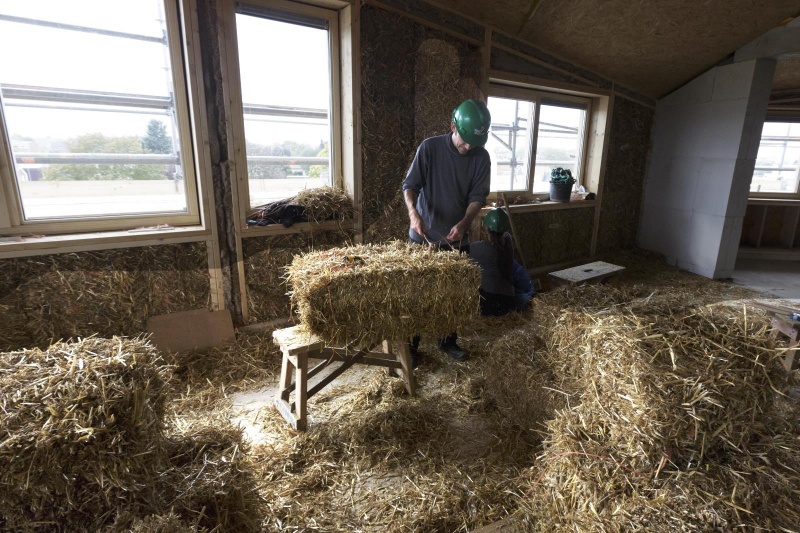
[0,337,170,530]
[286,242,481,347]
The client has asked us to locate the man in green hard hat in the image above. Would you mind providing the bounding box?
[402,98,492,363]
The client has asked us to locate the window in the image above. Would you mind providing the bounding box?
[228,0,340,209]
[751,121,800,197]
[0,0,203,233]
[486,85,590,197]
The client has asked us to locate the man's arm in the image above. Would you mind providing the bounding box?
[404,188,426,239]
[446,200,483,242]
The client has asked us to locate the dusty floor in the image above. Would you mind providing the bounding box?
[173,251,800,532]
[732,258,800,300]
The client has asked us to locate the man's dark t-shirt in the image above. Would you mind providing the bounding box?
[402,132,491,244]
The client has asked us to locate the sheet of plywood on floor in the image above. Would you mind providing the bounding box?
[147,308,235,354]
[517,0,800,98]
[514,208,593,267]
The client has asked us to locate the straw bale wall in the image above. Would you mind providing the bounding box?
[360,4,483,243]
[597,96,655,253]
[242,229,353,323]
[512,208,594,267]
[0,242,209,351]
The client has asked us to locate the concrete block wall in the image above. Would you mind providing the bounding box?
[638,59,775,278]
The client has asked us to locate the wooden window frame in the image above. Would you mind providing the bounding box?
[0,0,207,235]
[222,0,358,236]
[749,118,800,200]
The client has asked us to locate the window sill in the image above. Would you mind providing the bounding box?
[747,197,800,206]
[0,225,211,259]
[240,219,356,239]
[484,199,597,214]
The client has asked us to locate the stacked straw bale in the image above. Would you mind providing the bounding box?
[510,285,800,531]
[0,337,170,529]
[0,337,265,531]
[286,241,481,347]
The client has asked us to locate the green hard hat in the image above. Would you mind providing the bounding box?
[483,207,510,233]
[452,99,491,147]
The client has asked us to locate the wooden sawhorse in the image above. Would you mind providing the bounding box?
[749,302,800,372]
[272,326,415,430]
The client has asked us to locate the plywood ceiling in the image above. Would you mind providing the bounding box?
[431,0,800,99]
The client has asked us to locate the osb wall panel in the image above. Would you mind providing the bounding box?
[241,229,353,323]
[596,97,655,253]
[0,242,210,351]
[513,208,594,267]
[360,4,483,243]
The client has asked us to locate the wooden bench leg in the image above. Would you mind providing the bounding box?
[274,349,309,431]
[396,341,415,396]
[383,340,415,396]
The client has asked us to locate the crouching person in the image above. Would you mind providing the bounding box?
[469,207,519,317]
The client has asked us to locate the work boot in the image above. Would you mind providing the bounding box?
[438,334,468,361]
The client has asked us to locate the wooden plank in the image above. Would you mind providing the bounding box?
[549,261,625,284]
[147,308,235,353]
[305,349,368,398]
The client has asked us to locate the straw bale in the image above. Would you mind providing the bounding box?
[286,241,481,347]
[518,409,800,532]
[542,303,783,467]
[291,186,354,224]
[0,337,171,530]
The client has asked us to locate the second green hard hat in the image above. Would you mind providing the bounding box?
[483,207,510,233]
[452,99,491,147]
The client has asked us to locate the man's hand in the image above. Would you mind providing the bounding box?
[445,221,467,242]
[447,201,483,243]
[410,211,426,240]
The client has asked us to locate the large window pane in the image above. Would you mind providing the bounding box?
[236,11,333,207]
[0,0,191,220]
[532,104,587,194]
[486,97,534,192]
[751,122,800,195]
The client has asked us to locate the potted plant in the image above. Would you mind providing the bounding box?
[549,167,576,203]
